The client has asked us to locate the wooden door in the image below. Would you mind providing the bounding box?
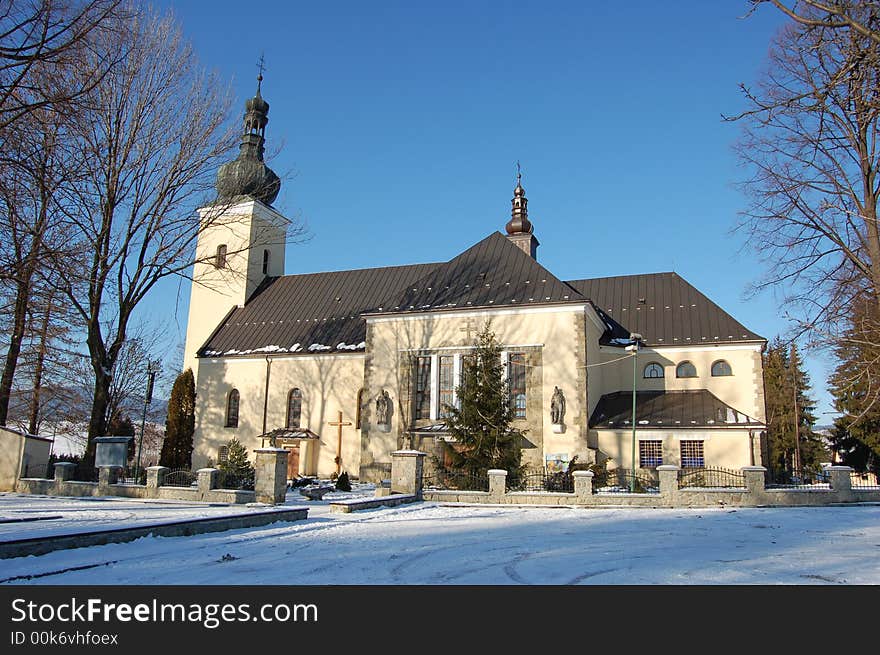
[287,446,300,479]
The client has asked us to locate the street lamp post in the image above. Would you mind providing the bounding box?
[626,333,642,492]
[135,362,157,483]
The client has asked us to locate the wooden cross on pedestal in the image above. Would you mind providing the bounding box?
[328,410,352,475]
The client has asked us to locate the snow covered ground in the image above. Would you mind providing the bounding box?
[1,493,879,584]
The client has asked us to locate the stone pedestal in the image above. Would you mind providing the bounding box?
[657,465,679,497]
[53,462,75,482]
[254,448,289,504]
[828,465,854,501]
[573,470,594,500]
[197,468,218,495]
[390,450,426,497]
[146,466,169,490]
[488,469,507,496]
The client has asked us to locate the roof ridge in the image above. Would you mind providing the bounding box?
[276,261,442,280]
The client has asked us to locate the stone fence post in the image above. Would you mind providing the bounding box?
[657,465,679,497]
[391,450,426,498]
[98,466,120,487]
[254,449,289,504]
[828,465,853,501]
[53,462,75,482]
[197,468,218,496]
[573,470,594,502]
[741,466,767,500]
[146,466,169,490]
[488,469,507,497]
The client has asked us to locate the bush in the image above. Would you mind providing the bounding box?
[335,471,351,492]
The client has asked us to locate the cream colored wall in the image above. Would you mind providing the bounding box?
[361,305,590,474]
[595,428,754,471]
[0,428,25,491]
[192,353,365,478]
[183,200,288,381]
[592,343,766,422]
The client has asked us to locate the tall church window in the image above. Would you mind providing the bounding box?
[643,362,664,379]
[215,244,227,269]
[225,389,240,428]
[414,356,431,420]
[711,360,732,376]
[508,353,527,419]
[287,388,302,429]
[356,388,365,429]
[438,356,454,418]
[262,249,270,275]
[676,361,697,378]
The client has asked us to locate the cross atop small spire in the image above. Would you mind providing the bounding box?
[516,160,522,186]
[256,54,266,93]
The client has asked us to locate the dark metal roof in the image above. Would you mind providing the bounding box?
[566,272,764,347]
[200,262,439,356]
[200,241,763,357]
[368,232,586,315]
[589,390,763,429]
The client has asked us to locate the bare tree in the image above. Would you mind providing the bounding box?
[731,7,880,329]
[55,5,254,463]
[0,95,83,425]
[0,0,123,132]
[752,1,880,45]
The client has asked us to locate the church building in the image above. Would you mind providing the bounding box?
[184,81,768,482]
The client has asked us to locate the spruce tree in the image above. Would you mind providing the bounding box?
[159,368,195,470]
[829,298,880,474]
[218,437,255,488]
[762,338,824,477]
[440,322,525,479]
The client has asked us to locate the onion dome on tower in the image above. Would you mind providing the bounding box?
[216,71,281,206]
[504,167,539,259]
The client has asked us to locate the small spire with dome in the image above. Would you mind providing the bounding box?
[504,161,539,259]
[215,56,281,206]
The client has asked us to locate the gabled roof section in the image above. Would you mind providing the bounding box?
[200,262,439,357]
[589,389,764,429]
[369,232,586,315]
[566,272,764,347]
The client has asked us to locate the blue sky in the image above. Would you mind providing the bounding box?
[146,1,837,418]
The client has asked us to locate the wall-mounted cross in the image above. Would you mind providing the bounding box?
[459,317,479,343]
[328,410,352,475]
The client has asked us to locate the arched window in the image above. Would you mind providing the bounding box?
[262,249,270,275]
[225,389,240,427]
[711,360,733,376]
[643,363,664,379]
[355,388,365,429]
[215,244,227,269]
[676,361,697,378]
[286,388,302,429]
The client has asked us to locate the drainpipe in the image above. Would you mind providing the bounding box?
[262,356,272,444]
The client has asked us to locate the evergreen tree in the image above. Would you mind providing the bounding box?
[762,338,824,476]
[218,437,255,488]
[829,297,880,474]
[159,368,195,469]
[439,322,525,478]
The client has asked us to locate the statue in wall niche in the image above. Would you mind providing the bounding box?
[376,389,392,429]
[551,386,566,425]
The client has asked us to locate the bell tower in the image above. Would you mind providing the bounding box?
[505,165,539,259]
[183,70,288,378]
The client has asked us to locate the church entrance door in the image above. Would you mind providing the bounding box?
[286,445,300,479]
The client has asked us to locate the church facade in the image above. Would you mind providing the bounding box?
[184,83,768,482]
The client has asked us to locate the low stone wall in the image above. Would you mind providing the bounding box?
[15,464,258,504]
[329,493,418,513]
[399,454,880,509]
